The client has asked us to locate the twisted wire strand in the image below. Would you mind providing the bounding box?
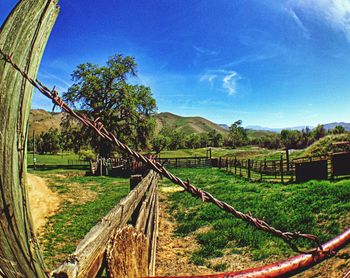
[0,47,323,251]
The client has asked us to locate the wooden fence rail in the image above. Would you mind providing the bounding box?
[156,156,211,168]
[52,170,159,278]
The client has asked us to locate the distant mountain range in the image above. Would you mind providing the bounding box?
[245,125,314,133]
[246,122,350,133]
[323,122,350,131]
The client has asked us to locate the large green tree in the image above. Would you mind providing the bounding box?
[37,128,61,154]
[63,54,157,157]
[332,125,346,134]
[228,120,248,147]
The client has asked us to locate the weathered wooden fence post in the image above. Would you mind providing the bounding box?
[234,157,237,175]
[248,159,251,180]
[0,1,59,277]
[280,155,284,183]
[286,148,290,172]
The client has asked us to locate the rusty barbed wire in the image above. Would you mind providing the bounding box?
[0,47,323,251]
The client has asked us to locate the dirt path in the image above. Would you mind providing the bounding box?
[156,187,214,276]
[27,173,60,234]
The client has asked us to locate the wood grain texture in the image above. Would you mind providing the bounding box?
[106,226,148,278]
[0,1,59,277]
[52,171,157,278]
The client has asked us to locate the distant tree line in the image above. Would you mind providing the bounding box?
[28,120,347,156]
[152,122,348,153]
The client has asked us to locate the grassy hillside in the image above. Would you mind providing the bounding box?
[155,112,228,135]
[29,110,228,136]
[29,109,63,135]
[300,134,350,157]
[28,109,280,142]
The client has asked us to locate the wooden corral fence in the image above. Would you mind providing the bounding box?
[219,151,350,183]
[52,170,159,277]
[218,155,294,183]
[90,157,153,177]
[156,156,211,168]
[90,158,125,176]
[293,155,330,183]
[331,151,350,177]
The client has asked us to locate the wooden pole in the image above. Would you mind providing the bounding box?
[248,159,251,180]
[240,160,242,176]
[286,148,290,173]
[0,1,59,277]
[234,157,237,175]
[280,155,284,183]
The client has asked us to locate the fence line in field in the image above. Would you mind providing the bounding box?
[218,155,292,183]
[218,152,350,183]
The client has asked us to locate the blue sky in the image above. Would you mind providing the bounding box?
[2,0,350,128]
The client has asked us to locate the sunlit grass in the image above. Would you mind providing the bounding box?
[160,168,350,270]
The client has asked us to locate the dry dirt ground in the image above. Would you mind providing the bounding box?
[27,173,60,234]
[156,187,350,277]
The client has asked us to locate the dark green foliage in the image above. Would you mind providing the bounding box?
[332,125,346,134]
[208,130,223,147]
[151,134,171,154]
[37,128,61,154]
[186,134,201,149]
[63,54,157,157]
[227,120,249,147]
[161,168,350,268]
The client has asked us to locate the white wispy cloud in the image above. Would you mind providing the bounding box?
[200,70,241,96]
[200,74,217,85]
[285,7,310,39]
[289,0,350,41]
[222,71,239,96]
[193,46,218,56]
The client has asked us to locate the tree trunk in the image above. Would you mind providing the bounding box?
[0,1,59,277]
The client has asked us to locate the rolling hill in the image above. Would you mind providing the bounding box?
[155,112,228,135]
[29,109,63,136]
[28,110,229,136]
[29,109,350,140]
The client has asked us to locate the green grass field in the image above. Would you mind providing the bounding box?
[26,146,305,167]
[30,169,129,268]
[27,152,80,165]
[156,146,298,160]
[160,168,350,270]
